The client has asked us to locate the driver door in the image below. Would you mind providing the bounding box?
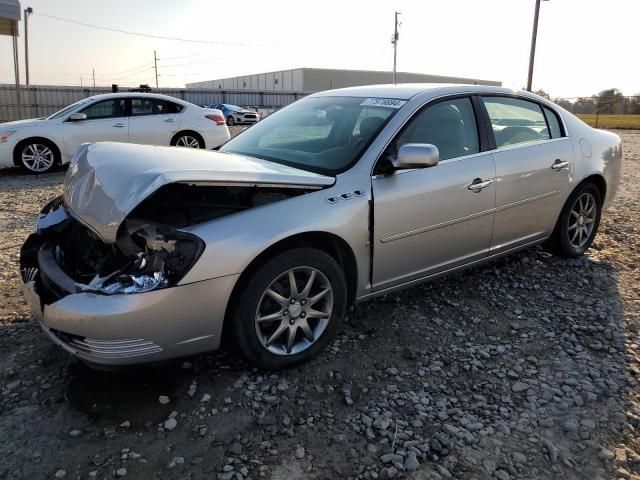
[62,98,129,157]
[372,96,496,291]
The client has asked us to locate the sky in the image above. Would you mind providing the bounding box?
[0,0,638,98]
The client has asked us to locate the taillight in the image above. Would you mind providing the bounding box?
[205,115,226,126]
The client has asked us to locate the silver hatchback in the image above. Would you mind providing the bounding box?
[21,84,622,369]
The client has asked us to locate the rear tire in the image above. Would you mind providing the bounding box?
[545,182,602,258]
[171,132,204,149]
[232,248,347,369]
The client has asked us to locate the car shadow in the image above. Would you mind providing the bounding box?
[39,244,627,476]
[0,242,630,478]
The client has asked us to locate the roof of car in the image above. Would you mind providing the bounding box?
[311,83,519,100]
[83,92,190,103]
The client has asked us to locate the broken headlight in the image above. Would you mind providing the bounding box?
[98,262,168,295]
[90,222,204,295]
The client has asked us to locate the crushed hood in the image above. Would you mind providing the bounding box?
[64,142,334,243]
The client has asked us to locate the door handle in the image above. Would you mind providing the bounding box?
[113,123,126,128]
[164,118,177,123]
[467,178,493,193]
[551,159,569,171]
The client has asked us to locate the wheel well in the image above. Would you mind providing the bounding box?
[171,130,205,147]
[222,232,358,338]
[580,174,607,202]
[13,137,61,166]
[550,173,607,239]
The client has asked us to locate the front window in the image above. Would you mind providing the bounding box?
[220,96,399,175]
[384,97,479,162]
[80,99,127,120]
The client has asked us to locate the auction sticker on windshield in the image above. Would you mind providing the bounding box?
[360,98,407,109]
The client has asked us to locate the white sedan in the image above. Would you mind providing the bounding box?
[0,93,230,173]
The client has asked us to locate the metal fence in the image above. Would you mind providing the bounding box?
[0,84,310,122]
[2,85,639,129]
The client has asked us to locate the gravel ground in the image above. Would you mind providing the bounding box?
[0,130,638,480]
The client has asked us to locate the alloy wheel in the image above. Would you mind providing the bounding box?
[567,192,597,248]
[175,135,201,148]
[22,143,55,172]
[254,266,333,356]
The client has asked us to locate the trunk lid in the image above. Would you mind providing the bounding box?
[64,142,334,243]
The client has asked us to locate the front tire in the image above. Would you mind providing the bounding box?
[227,116,235,126]
[232,248,347,369]
[15,139,59,173]
[546,182,602,257]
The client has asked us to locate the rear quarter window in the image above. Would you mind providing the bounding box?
[543,106,563,138]
[167,101,184,114]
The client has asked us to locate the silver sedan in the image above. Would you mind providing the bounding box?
[20,84,622,369]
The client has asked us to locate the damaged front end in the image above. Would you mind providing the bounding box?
[21,182,310,304]
[20,195,205,304]
[19,142,335,366]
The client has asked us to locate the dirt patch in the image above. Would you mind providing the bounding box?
[0,130,639,480]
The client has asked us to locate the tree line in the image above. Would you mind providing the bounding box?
[535,89,640,115]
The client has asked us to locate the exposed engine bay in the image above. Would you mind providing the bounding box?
[128,183,309,228]
[20,184,309,302]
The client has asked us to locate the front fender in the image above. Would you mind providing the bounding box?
[180,172,372,297]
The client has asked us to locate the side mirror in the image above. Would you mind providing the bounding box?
[391,143,440,170]
[67,112,87,122]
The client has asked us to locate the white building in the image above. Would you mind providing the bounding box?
[187,67,501,93]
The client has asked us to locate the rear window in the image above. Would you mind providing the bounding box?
[483,97,551,148]
[131,98,183,116]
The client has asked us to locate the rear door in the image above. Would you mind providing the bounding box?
[128,98,183,145]
[480,96,573,253]
[62,98,129,155]
[371,96,496,291]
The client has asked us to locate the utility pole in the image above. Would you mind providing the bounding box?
[154,50,159,88]
[24,7,33,85]
[391,11,401,84]
[527,0,548,91]
[12,17,22,117]
[92,68,96,87]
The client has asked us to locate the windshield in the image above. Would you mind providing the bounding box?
[47,99,91,120]
[225,104,244,112]
[220,96,399,175]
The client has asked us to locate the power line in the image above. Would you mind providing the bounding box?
[159,52,214,61]
[108,67,155,81]
[0,62,153,78]
[161,72,219,77]
[104,62,154,77]
[158,57,219,68]
[36,12,255,47]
